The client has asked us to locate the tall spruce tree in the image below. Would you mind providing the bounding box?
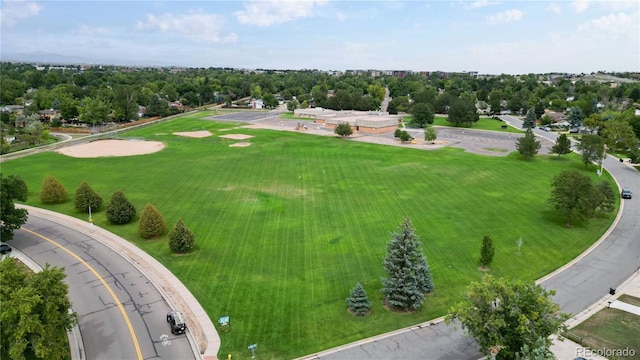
[515,129,541,160]
[346,282,372,316]
[523,108,537,129]
[550,133,572,157]
[381,218,434,311]
[74,182,103,213]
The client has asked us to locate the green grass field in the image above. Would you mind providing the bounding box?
[570,304,640,360]
[1,112,617,359]
[403,115,525,133]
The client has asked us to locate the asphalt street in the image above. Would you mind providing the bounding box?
[11,214,196,360]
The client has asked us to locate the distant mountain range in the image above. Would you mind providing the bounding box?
[1,51,174,67]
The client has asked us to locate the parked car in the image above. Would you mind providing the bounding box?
[621,187,632,199]
[166,310,186,335]
[569,128,579,133]
[0,243,12,255]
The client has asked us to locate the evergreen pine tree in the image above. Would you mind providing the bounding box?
[550,133,572,157]
[346,282,371,316]
[74,182,103,213]
[138,204,166,239]
[381,217,434,311]
[40,175,68,204]
[479,235,495,268]
[515,129,541,160]
[523,108,537,129]
[168,219,195,253]
[105,191,137,225]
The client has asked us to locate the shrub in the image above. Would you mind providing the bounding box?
[105,191,137,225]
[334,122,353,137]
[40,175,67,204]
[168,219,195,253]
[346,282,371,316]
[73,182,103,213]
[399,130,411,143]
[138,204,166,239]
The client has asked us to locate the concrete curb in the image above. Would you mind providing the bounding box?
[18,205,220,360]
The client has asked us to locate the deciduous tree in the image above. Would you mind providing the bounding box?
[424,126,437,144]
[446,275,568,360]
[262,93,279,109]
[79,96,110,125]
[334,122,353,137]
[0,258,77,360]
[0,174,29,241]
[601,119,638,153]
[409,103,434,128]
[576,134,605,169]
[105,191,137,225]
[447,93,478,126]
[138,203,166,239]
[381,218,434,311]
[287,99,299,112]
[40,175,67,204]
[548,169,594,226]
[112,85,138,122]
[346,282,371,316]
[515,129,541,160]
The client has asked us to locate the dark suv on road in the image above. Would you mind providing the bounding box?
[166,310,186,335]
[621,187,632,199]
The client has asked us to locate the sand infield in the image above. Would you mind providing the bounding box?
[56,139,166,158]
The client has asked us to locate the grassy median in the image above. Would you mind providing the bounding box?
[2,112,617,359]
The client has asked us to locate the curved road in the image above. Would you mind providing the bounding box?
[11,214,196,360]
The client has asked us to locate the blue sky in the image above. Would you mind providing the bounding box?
[1,0,638,74]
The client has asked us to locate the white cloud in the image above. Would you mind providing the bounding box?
[0,0,42,29]
[570,0,590,13]
[134,10,238,44]
[234,0,328,27]
[546,3,562,14]
[578,12,637,38]
[335,12,347,21]
[464,0,500,10]
[485,9,523,24]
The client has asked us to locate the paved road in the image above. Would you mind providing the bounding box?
[301,116,640,360]
[11,214,196,360]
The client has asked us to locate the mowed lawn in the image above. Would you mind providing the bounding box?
[2,112,617,359]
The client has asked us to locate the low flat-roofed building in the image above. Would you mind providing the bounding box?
[294,108,401,134]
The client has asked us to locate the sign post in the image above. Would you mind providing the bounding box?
[248,344,257,359]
